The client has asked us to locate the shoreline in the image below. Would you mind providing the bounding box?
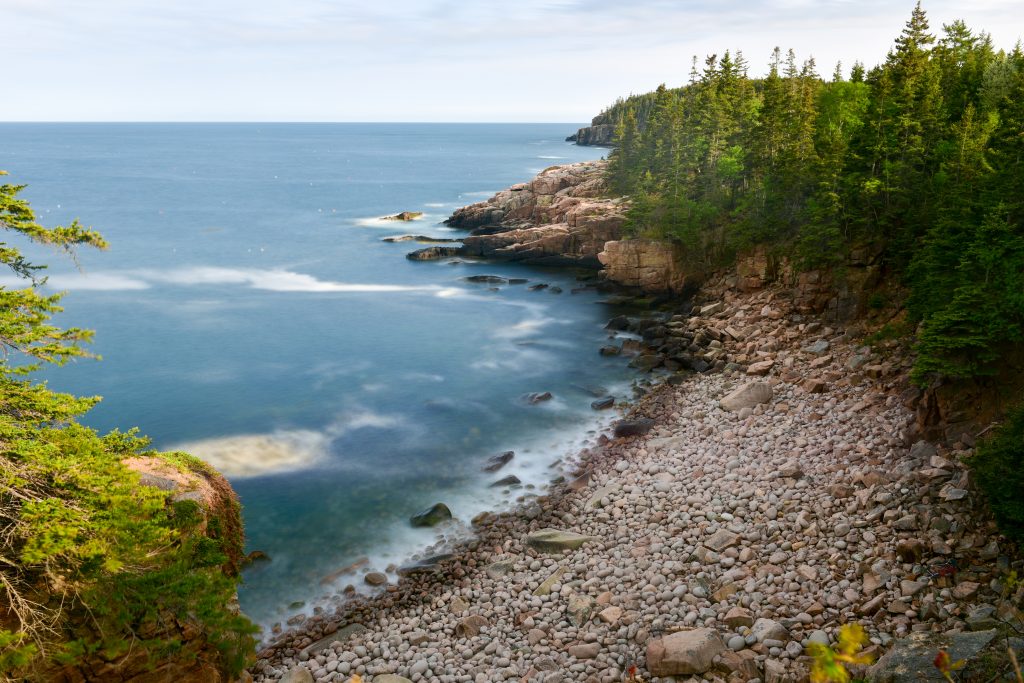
[251,274,1015,682]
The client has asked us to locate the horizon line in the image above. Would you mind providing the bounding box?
[0,120,591,125]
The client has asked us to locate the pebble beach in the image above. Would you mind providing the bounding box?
[251,283,1012,683]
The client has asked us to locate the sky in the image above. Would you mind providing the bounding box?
[2,0,1023,122]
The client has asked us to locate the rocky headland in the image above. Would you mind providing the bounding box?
[424,160,690,293]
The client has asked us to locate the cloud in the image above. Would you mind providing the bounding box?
[1,0,1022,121]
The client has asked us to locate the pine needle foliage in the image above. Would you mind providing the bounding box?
[600,4,1024,384]
[0,174,256,680]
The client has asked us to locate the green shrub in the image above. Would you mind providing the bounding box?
[970,404,1024,544]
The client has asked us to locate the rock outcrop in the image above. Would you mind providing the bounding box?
[446,161,626,268]
[597,238,691,292]
[565,123,616,146]
[37,455,251,683]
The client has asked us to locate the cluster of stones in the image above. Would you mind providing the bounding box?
[252,282,1021,683]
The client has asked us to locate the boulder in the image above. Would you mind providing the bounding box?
[525,391,553,404]
[406,246,461,261]
[591,396,615,410]
[613,418,654,438]
[720,381,773,412]
[868,630,998,683]
[525,528,597,553]
[363,572,387,586]
[489,475,521,488]
[752,618,791,643]
[703,528,740,552]
[482,450,514,472]
[382,211,424,221]
[373,676,414,683]
[409,502,452,527]
[280,667,314,683]
[646,628,726,676]
[455,615,490,637]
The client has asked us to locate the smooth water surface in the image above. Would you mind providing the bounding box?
[0,123,636,630]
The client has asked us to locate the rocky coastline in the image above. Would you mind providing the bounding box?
[250,166,1022,683]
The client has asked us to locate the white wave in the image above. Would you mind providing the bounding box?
[423,202,447,208]
[491,317,553,340]
[22,266,453,295]
[326,410,401,436]
[0,272,151,291]
[177,430,328,478]
[537,155,565,159]
[459,190,498,198]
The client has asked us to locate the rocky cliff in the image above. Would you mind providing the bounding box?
[445,161,627,268]
[564,123,615,146]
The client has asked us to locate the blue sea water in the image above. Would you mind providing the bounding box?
[0,123,636,631]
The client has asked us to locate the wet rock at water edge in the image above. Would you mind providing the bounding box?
[591,396,615,410]
[382,211,424,221]
[599,345,621,356]
[528,283,549,291]
[462,274,508,284]
[613,418,654,438]
[489,475,521,488]
[409,502,452,527]
[482,450,514,472]
[406,246,461,260]
[242,550,271,567]
[381,234,458,243]
[363,572,388,586]
[525,391,553,404]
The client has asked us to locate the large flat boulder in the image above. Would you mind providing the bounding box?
[867,630,998,683]
[525,528,597,553]
[646,628,726,676]
[720,381,773,412]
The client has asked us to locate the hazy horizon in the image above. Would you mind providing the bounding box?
[3,0,1024,123]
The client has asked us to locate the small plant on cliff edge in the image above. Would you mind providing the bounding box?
[968,403,1024,545]
[0,173,256,680]
[807,624,874,683]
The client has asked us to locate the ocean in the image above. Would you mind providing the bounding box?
[0,123,638,632]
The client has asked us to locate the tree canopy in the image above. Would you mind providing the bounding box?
[603,3,1024,384]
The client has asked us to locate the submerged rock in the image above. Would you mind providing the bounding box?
[462,274,508,284]
[591,396,615,410]
[382,234,459,243]
[525,391,553,404]
[409,502,452,527]
[489,475,521,488]
[482,450,514,472]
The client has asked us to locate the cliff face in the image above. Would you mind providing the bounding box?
[446,160,627,267]
[564,123,615,146]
